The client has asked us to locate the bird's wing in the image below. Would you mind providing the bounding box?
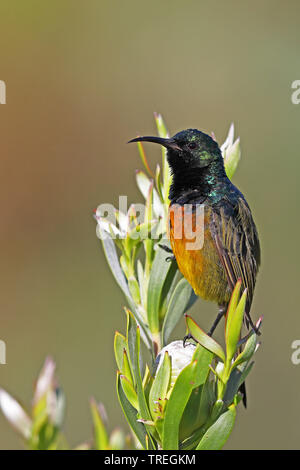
[209,195,260,324]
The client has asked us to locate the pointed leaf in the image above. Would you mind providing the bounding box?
[116,373,147,449]
[136,141,154,177]
[162,361,197,450]
[154,112,169,138]
[99,232,131,299]
[147,245,176,335]
[162,278,193,345]
[224,138,241,180]
[191,344,214,388]
[0,389,32,439]
[134,327,152,422]
[223,361,254,406]
[232,332,258,368]
[226,289,247,362]
[134,327,156,448]
[154,113,171,206]
[196,405,236,450]
[120,375,139,409]
[149,351,171,421]
[225,279,242,336]
[122,349,134,385]
[90,399,109,450]
[126,309,138,386]
[136,170,164,218]
[114,332,127,372]
[185,315,225,362]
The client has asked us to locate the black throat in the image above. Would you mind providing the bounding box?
[169,159,228,204]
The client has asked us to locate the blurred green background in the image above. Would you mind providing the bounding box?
[0,0,299,449]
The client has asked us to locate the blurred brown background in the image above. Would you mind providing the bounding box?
[0,0,299,449]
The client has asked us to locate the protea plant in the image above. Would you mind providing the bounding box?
[96,114,261,450]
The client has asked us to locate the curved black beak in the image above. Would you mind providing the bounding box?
[128,136,181,151]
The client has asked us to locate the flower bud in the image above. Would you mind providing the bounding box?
[156,340,195,386]
[0,389,32,439]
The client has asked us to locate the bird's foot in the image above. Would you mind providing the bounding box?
[158,244,173,254]
[238,316,263,346]
[158,244,176,262]
[245,314,262,336]
[208,306,227,337]
[183,333,196,347]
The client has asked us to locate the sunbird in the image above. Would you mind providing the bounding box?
[129,129,260,337]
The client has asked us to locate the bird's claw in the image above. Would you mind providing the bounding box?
[183,333,196,347]
[158,244,173,254]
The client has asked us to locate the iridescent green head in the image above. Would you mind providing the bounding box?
[129,128,223,174]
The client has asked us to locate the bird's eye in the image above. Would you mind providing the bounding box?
[187,142,197,150]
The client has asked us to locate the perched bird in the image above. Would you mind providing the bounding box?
[129,129,260,337]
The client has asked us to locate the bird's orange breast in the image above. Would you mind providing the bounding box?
[168,205,230,305]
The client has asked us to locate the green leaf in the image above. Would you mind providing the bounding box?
[154,113,171,207]
[90,399,109,450]
[223,361,254,406]
[147,245,176,335]
[149,351,171,421]
[116,373,147,449]
[144,180,153,225]
[223,367,241,406]
[128,276,141,305]
[165,266,181,305]
[224,138,241,180]
[142,183,155,275]
[100,228,151,350]
[136,259,146,304]
[125,309,141,385]
[122,349,134,385]
[134,327,157,448]
[226,288,247,362]
[197,380,216,427]
[120,375,139,409]
[100,232,131,299]
[155,164,163,200]
[224,279,242,340]
[126,220,157,251]
[196,405,236,450]
[185,315,225,362]
[154,112,169,138]
[136,142,154,177]
[159,258,178,317]
[178,345,213,443]
[221,124,241,180]
[238,361,254,388]
[191,344,214,388]
[114,332,127,372]
[134,327,152,422]
[179,387,203,442]
[162,278,193,345]
[210,399,224,422]
[142,364,152,394]
[232,332,257,368]
[126,309,138,386]
[162,361,197,450]
[100,234,150,350]
[136,170,163,218]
